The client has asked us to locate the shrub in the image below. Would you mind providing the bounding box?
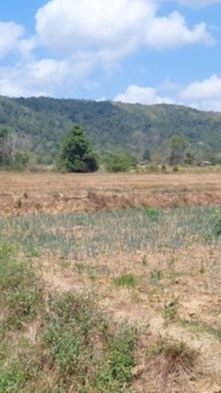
[104,152,136,172]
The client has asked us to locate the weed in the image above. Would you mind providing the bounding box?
[162,298,179,324]
[145,207,161,222]
[0,242,43,329]
[0,358,27,393]
[113,273,137,288]
[42,292,137,392]
[142,255,148,266]
[149,270,164,285]
[214,218,221,237]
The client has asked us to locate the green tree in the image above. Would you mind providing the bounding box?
[167,135,188,165]
[143,148,151,162]
[104,152,137,172]
[60,125,99,173]
[0,129,11,166]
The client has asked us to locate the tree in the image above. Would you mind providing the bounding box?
[0,129,30,170]
[104,152,137,172]
[0,129,11,166]
[143,148,151,162]
[59,125,99,173]
[167,135,188,166]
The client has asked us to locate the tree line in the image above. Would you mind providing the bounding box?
[0,124,219,173]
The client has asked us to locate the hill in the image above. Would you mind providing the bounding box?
[0,96,221,163]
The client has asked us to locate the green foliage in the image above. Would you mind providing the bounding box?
[11,151,30,171]
[145,207,161,222]
[1,97,221,162]
[162,298,179,324]
[104,152,136,172]
[149,270,164,284]
[59,124,99,173]
[43,292,137,392]
[96,326,136,392]
[0,128,30,170]
[0,242,43,329]
[143,148,151,162]
[113,273,137,288]
[167,134,189,165]
[214,218,221,237]
[0,359,27,393]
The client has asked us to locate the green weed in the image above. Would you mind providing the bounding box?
[113,273,137,288]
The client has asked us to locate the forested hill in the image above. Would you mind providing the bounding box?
[1,95,221,163]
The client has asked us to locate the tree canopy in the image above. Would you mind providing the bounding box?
[60,125,99,173]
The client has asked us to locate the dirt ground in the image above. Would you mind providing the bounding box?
[1,170,221,215]
[1,170,221,392]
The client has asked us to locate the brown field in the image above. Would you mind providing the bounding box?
[1,170,221,392]
[1,170,221,215]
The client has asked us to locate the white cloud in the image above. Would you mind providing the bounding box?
[35,0,156,60]
[147,11,214,49]
[0,22,24,58]
[114,76,221,112]
[181,74,221,100]
[0,0,216,98]
[35,0,214,59]
[115,84,174,105]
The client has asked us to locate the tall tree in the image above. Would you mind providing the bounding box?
[60,125,99,173]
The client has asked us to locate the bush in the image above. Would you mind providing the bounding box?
[104,152,136,172]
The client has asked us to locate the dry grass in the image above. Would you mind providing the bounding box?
[1,171,221,392]
[1,170,221,215]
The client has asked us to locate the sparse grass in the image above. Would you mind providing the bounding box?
[1,171,221,392]
[0,206,220,259]
[41,292,137,393]
[162,298,180,325]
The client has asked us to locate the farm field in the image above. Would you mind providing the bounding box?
[1,170,221,215]
[1,171,221,392]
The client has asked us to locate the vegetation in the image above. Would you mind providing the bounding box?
[104,151,136,172]
[0,242,137,393]
[1,96,221,164]
[59,124,98,173]
[0,128,30,170]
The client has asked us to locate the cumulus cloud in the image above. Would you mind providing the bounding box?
[0,22,24,58]
[114,75,221,112]
[147,11,214,49]
[115,84,174,105]
[35,0,156,61]
[0,0,217,97]
[0,57,93,97]
[35,0,214,59]
[181,74,221,100]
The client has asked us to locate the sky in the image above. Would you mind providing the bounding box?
[0,0,221,111]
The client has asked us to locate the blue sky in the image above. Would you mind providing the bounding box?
[0,0,221,111]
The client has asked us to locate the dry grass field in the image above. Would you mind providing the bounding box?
[1,170,221,392]
[1,170,221,215]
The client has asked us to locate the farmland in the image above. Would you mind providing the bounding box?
[1,170,221,392]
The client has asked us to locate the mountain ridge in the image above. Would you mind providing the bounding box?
[0,95,221,163]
